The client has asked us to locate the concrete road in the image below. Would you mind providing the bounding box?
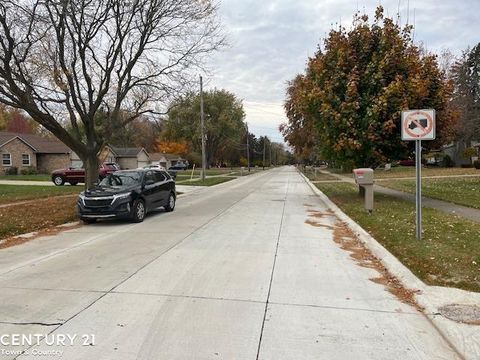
[0,167,459,359]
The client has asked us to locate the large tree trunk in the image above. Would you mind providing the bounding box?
[84,154,100,190]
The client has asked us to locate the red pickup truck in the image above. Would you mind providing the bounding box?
[51,163,120,186]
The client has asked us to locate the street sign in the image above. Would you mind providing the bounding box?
[401,109,436,240]
[401,109,436,141]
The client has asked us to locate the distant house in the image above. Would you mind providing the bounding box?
[99,145,150,169]
[0,132,73,174]
[442,141,480,166]
[149,152,187,169]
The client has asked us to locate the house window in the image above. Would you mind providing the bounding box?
[2,153,11,166]
[22,154,30,166]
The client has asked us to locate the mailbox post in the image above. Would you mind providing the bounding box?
[353,168,374,214]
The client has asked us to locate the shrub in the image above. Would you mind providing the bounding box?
[443,154,454,168]
[239,157,248,167]
[463,147,477,159]
[5,166,18,175]
[474,160,480,169]
[20,167,38,175]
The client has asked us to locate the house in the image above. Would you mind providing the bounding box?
[0,131,73,174]
[149,152,187,169]
[0,131,155,173]
[442,141,480,166]
[99,145,150,169]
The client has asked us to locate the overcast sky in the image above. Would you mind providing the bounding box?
[205,0,480,143]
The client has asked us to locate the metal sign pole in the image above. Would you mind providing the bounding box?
[416,139,422,240]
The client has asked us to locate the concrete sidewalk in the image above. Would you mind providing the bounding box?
[0,167,462,359]
[0,180,53,186]
[319,169,480,223]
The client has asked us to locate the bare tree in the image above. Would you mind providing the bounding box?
[0,0,224,187]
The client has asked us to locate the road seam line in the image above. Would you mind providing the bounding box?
[255,173,289,360]
[12,170,275,359]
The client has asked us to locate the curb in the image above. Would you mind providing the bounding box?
[299,171,468,360]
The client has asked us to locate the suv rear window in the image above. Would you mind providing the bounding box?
[161,171,171,180]
[155,172,166,182]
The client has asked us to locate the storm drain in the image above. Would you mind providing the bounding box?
[438,304,480,325]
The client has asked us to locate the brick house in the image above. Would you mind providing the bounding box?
[0,132,73,174]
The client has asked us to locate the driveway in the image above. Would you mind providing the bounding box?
[0,167,458,359]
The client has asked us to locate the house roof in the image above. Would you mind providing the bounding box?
[149,152,184,161]
[0,132,70,154]
[110,146,148,158]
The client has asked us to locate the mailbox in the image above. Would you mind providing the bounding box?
[353,168,374,185]
[353,168,374,214]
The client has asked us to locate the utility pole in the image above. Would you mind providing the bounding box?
[269,143,272,167]
[246,123,250,172]
[200,75,206,181]
[262,137,266,170]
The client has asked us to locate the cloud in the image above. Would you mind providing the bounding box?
[206,0,480,142]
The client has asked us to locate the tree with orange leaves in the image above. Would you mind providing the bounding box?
[156,140,189,155]
[282,7,454,169]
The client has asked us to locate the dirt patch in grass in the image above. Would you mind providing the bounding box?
[0,196,78,241]
[316,182,480,292]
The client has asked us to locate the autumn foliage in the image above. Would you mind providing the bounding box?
[281,7,455,168]
[156,140,189,155]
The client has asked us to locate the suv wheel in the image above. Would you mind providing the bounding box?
[165,193,176,212]
[53,175,65,186]
[131,199,146,222]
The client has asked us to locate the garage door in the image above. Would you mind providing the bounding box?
[137,161,149,168]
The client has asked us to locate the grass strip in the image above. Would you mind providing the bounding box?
[177,177,233,186]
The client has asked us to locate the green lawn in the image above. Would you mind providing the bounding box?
[177,177,233,186]
[325,166,480,179]
[316,182,480,292]
[0,174,51,181]
[379,177,480,209]
[373,166,480,179]
[0,185,81,204]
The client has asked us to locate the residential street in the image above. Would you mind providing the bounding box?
[0,167,459,359]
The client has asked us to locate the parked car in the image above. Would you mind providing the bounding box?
[168,163,188,171]
[77,169,176,223]
[51,163,120,186]
[144,164,177,180]
[399,159,415,167]
[143,164,166,170]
